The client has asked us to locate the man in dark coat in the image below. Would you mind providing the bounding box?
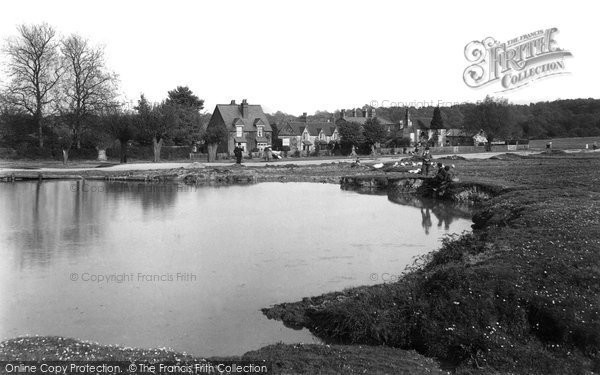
[234,143,243,164]
[421,147,432,175]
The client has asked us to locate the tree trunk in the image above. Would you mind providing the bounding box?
[36,115,43,148]
[153,137,163,163]
[119,139,128,163]
[75,118,82,149]
[207,143,218,162]
[62,149,69,165]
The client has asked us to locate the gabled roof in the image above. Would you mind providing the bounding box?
[412,117,432,129]
[213,103,272,132]
[280,121,337,137]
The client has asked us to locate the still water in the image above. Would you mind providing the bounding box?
[0,181,472,356]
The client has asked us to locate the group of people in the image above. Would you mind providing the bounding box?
[432,162,453,197]
[415,144,454,196]
[233,143,275,165]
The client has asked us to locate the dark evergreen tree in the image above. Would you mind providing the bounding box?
[430,106,444,129]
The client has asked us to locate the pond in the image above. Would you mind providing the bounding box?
[0,181,472,356]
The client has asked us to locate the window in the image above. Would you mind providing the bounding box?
[257,126,263,137]
[303,130,308,140]
[236,126,243,137]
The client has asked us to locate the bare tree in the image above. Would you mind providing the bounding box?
[59,34,118,149]
[3,23,62,148]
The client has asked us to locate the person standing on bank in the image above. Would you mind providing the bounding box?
[234,143,243,164]
[421,146,432,175]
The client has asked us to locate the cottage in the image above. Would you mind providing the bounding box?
[206,99,272,155]
[445,129,473,146]
[278,113,338,154]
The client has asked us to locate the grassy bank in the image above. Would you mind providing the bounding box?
[263,153,600,374]
[0,337,445,375]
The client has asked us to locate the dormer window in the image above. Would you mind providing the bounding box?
[257,126,264,137]
[236,125,243,137]
[302,130,309,140]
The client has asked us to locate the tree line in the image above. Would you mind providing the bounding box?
[374,96,600,142]
[0,23,211,163]
[268,96,600,151]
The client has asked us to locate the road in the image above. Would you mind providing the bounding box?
[0,149,587,174]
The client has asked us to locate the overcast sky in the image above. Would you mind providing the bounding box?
[0,0,597,115]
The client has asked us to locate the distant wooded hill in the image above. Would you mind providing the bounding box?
[267,98,600,140]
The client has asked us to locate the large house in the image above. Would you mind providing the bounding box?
[278,113,338,154]
[206,99,272,155]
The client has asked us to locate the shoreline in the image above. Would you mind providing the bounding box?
[1,152,599,374]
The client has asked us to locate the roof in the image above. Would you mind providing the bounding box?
[411,118,432,129]
[212,103,272,132]
[279,121,336,137]
[337,116,394,125]
[234,136,247,143]
[305,122,336,136]
[446,128,470,137]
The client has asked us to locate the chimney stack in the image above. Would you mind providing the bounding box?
[301,112,308,122]
[241,99,248,117]
[230,100,236,105]
[352,108,356,117]
[362,109,367,117]
[341,109,346,119]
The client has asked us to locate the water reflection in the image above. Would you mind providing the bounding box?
[387,192,472,234]
[341,186,473,235]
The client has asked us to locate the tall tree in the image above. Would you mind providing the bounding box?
[463,96,512,143]
[430,106,444,129]
[59,34,118,149]
[165,86,204,144]
[165,86,204,110]
[3,23,63,147]
[100,109,136,163]
[135,95,176,162]
[363,117,387,147]
[203,121,227,162]
[338,121,364,147]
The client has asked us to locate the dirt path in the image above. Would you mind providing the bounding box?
[0,150,542,174]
